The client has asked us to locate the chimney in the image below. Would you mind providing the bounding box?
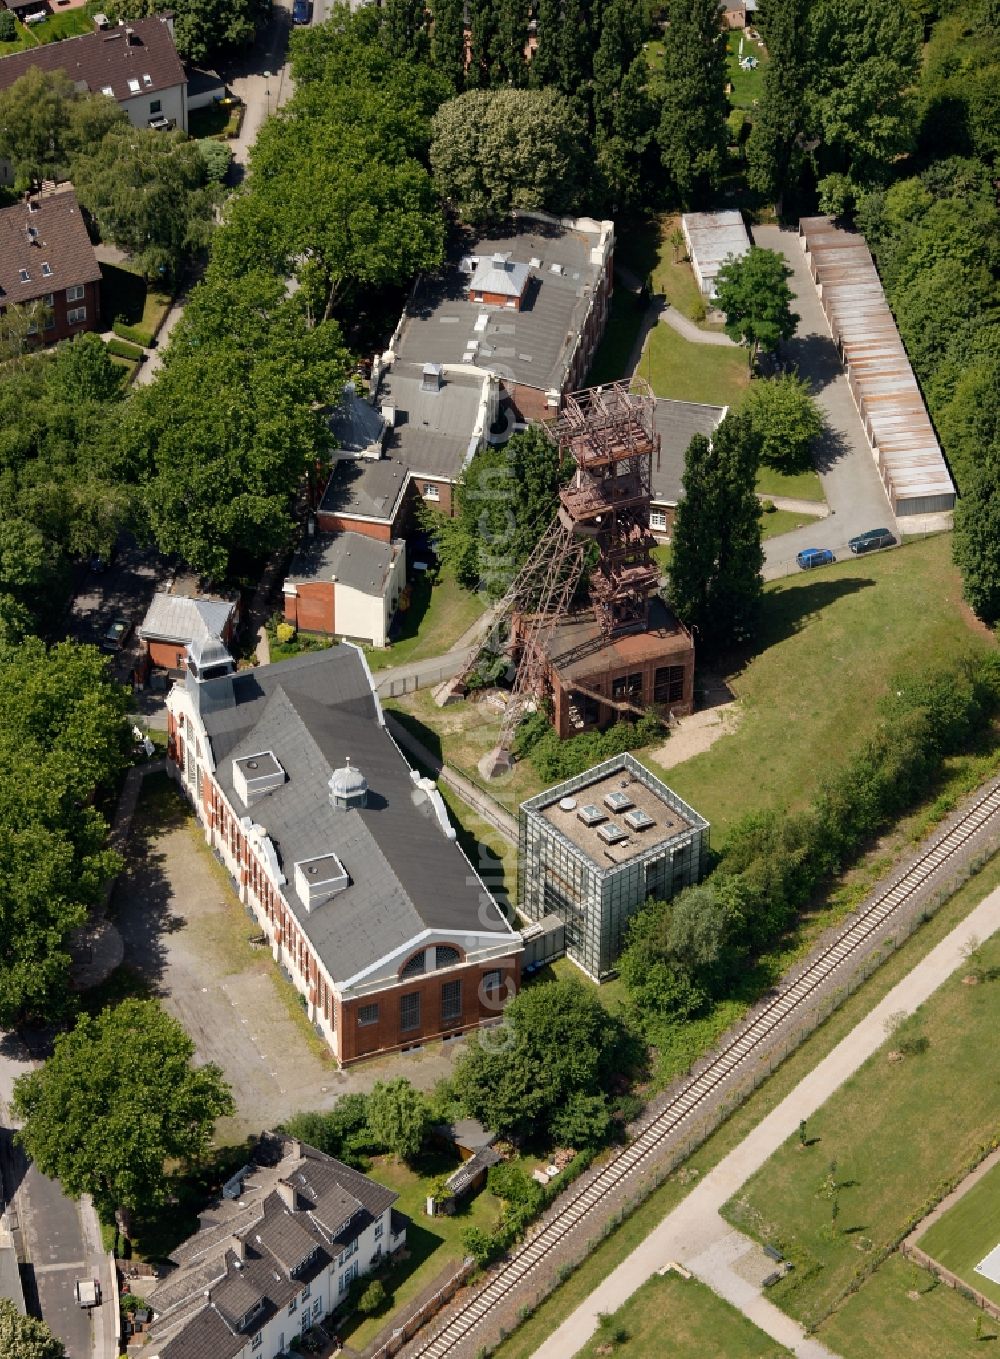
[277,1181,298,1212]
[229,1235,246,1262]
[125,24,134,43]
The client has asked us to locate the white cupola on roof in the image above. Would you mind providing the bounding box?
[329,757,368,810]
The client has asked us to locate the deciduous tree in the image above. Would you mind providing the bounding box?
[953,452,1000,624]
[656,0,728,205]
[714,247,798,368]
[0,1302,65,1359]
[366,1079,431,1162]
[12,1000,234,1231]
[742,373,823,474]
[102,0,268,63]
[429,0,467,90]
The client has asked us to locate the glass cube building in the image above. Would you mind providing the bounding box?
[518,752,710,980]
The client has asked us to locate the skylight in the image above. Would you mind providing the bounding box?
[41,262,52,277]
[127,77,140,94]
[18,269,30,283]
[142,73,152,86]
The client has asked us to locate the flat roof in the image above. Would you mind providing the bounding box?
[286,531,396,594]
[319,455,408,524]
[394,214,611,395]
[380,362,485,479]
[651,399,727,505]
[799,217,955,511]
[524,752,709,873]
[682,211,750,287]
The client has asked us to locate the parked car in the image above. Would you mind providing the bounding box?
[102,617,133,651]
[848,528,896,555]
[292,0,312,22]
[75,1279,101,1309]
[796,547,835,570]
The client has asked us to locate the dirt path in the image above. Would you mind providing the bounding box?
[650,702,743,772]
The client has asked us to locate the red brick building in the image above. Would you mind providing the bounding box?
[0,184,101,343]
[138,589,240,676]
[167,639,522,1065]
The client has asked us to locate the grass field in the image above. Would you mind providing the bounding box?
[757,463,826,503]
[760,507,822,541]
[659,534,994,843]
[724,930,1000,1331]
[726,29,768,110]
[920,1160,1000,1309]
[364,567,486,672]
[34,7,93,41]
[0,18,40,51]
[492,852,1000,1359]
[573,1273,792,1358]
[642,322,750,407]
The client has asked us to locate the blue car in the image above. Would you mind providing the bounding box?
[292,0,312,22]
[796,547,835,570]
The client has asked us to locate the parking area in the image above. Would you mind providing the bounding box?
[112,776,465,1141]
[65,539,171,688]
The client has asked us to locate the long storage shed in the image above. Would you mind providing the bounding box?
[799,216,955,520]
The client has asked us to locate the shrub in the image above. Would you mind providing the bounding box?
[357,1279,388,1316]
[275,621,296,644]
[196,138,231,183]
[113,318,155,347]
[107,338,144,361]
[0,10,17,39]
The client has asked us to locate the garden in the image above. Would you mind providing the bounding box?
[101,262,172,349]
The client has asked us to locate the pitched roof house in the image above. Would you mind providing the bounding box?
[143,1134,406,1359]
[138,590,241,675]
[0,14,188,139]
[0,183,101,342]
[166,640,522,1064]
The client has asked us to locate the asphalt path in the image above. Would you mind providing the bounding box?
[754,225,900,581]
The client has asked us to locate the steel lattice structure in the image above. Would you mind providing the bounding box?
[454,378,662,768]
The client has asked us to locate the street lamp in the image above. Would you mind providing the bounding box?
[263,69,271,118]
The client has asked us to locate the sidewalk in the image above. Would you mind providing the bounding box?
[534,885,1000,1358]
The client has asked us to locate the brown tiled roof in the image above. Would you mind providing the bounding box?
[0,184,100,308]
[0,14,186,104]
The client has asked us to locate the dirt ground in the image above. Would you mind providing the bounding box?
[112,778,467,1142]
[651,700,743,771]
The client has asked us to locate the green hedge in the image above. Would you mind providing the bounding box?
[112,319,154,348]
[107,337,144,361]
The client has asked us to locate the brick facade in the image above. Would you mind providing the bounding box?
[284,580,335,634]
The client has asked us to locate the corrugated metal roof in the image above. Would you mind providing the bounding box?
[799,217,955,515]
[139,593,237,646]
[681,211,750,292]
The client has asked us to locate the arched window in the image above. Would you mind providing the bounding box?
[435,945,461,969]
[400,950,426,979]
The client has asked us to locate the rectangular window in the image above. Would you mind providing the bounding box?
[251,1334,263,1351]
[301,1283,310,1301]
[611,672,643,703]
[41,262,52,277]
[26,320,38,336]
[653,665,685,704]
[150,98,161,113]
[423,483,440,500]
[441,979,462,1022]
[312,1298,321,1317]
[399,991,421,1032]
[482,969,501,995]
[649,510,667,531]
[67,306,87,325]
[288,1297,297,1315]
[358,1003,378,1027]
[66,284,85,302]
[374,1220,384,1240]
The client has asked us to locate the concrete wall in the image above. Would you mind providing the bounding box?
[119,81,187,132]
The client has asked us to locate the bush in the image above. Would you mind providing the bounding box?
[516,707,664,784]
[107,338,144,361]
[275,621,296,644]
[0,10,16,39]
[113,318,155,348]
[357,1279,388,1316]
[196,138,231,183]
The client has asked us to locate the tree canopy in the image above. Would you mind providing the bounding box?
[0,68,127,189]
[742,373,823,474]
[0,1302,65,1359]
[12,999,234,1228]
[366,1079,431,1162]
[102,0,268,63]
[430,88,585,224]
[656,0,729,206]
[714,248,799,367]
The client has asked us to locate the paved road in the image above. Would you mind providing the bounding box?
[534,885,1000,1358]
[753,225,899,581]
[0,1043,113,1359]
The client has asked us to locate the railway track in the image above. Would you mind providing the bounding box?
[413,778,1000,1358]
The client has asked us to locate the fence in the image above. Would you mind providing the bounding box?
[375,659,464,699]
[368,1260,476,1359]
[901,1245,1000,1324]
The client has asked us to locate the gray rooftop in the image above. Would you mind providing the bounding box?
[139,592,237,646]
[319,454,408,524]
[198,646,515,983]
[651,399,727,505]
[395,216,608,394]
[380,362,484,479]
[286,531,396,594]
[330,382,386,456]
[681,210,751,291]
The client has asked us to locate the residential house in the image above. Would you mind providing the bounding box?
[518,752,710,979]
[650,399,727,538]
[0,13,188,173]
[282,531,406,647]
[142,1133,407,1359]
[720,0,758,27]
[681,210,751,300]
[0,183,101,341]
[388,210,615,422]
[138,588,241,678]
[167,639,522,1064]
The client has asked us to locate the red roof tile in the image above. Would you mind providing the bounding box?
[0,184,101,308]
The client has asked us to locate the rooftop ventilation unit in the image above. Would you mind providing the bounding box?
[491,251,509,270]
[421,361,443,393]
[604,790,633,814]
[577,803,605,827]
[597,822,628,845]
[624,808,655,832]
[233,751,285,806]
[294,853,349,910]
[558,796,577,812]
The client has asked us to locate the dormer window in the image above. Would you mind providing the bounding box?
[18,269,30,283]
[41,263,52,277]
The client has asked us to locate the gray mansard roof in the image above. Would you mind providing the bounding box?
[197,646,515,982]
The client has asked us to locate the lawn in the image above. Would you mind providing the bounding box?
[725,29,768,111]
[723,931,1000,1331]
[339,1152,504,1350]
[364,567,486,672]
[493,854,1000,1359]
[819,1253,995,1358]
[641,321,750,408]
[756,463,826,503]
[0,18,40,51]
[615,214,723,328]
[438,780,517,914]
[760,507,822,541]
[657,534,995,843]
[100,262,171,346]
[920,1160,1000,1309]
[587,288,647,386]
[573,1273,791,1358]
[33,8,94,41]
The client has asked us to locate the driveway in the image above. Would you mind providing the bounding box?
[113,778,467,1142]
[64,539,172,686]
[752,225,898,581]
